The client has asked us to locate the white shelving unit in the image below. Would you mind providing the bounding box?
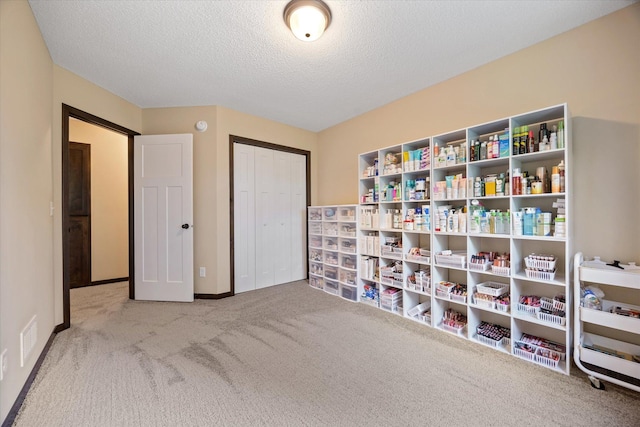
[574,252,640,391]
[357,104,572,375]
[308,205,358,302]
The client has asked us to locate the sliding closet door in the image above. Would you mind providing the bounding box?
[233,144,256,294]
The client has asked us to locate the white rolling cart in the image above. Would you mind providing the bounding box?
[574,252,640,391]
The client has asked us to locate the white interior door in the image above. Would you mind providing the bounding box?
[134,134,194,302]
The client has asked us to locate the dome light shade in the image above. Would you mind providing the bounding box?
[284,0,331,42]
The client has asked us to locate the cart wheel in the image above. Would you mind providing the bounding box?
[589,376,605,390]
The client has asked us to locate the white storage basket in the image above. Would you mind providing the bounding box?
[476,281,509,297]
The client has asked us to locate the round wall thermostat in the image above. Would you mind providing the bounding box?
[195,120,208,132]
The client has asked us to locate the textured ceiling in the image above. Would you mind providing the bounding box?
[29,0,634,132]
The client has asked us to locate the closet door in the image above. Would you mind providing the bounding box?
[273,150,292,285]
[254,147,275,289]
[233,143,308,293]
[233,143,256,293]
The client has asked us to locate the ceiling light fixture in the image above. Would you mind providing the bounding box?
[283,0,332,42]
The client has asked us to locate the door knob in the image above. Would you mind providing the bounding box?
[182,224,190,229]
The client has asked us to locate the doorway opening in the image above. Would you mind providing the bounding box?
[60,104,139,331]
[229,135,311,296]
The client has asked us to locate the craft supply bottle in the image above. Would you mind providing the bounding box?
[385,209,393,229]
[557,120,565,149]
[551,166,560,193]
[512,127,520,155]
[492,135,499,158]
[474,139,480,161]
[470,140,476,162]
[489,211,496,234]
[512,210,523,235]
[504,171,510,196]
[554,214,566,237]
[414,209,423,231]
[480,212,489,234]
[558,160,565,192]
[446,146,456,166]
[438,146,447,167]
[496,173,505,196]
[523,208,535,236]
[527,130,535,153]
[549,130,557,150]
[393,210,401,229]
[404,214,414,230]
[538,123,548,147]
[452,211,459,233]
[424,206,431,231]
[541,135,550,150]
[474,177,481,197]
[519,126,527,155]
[512,169,522,196]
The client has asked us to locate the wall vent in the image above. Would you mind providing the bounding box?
[20,315,37,367]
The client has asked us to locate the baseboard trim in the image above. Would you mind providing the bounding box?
[53,323,67,333]
[195,292,233,299]
[2,328,58,427]
[90,277,129,287]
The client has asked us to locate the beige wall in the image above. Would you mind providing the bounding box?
[69,119,129,282]
[142,106,318,294]
[0,0,54,420]
[1,1,637,422]
[52,66,142,325]
[317,3,640,262]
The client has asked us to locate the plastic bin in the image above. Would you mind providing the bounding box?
[308,207,322,221]
[339,223,357,237]
[338,207,356,222]
[476,281,509,297]
[324,279,339,295]
[525,269,556,281]
[323,265,338,280]
[339,237,357,254]
[323,237,338,251]
[491,266,511,276]
[340,253,357,270]
[435,251,467,268]
[309,276,323,290]
[340,283,358,302]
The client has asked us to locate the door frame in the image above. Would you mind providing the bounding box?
[60,104,140,331]
[229,135,311,296]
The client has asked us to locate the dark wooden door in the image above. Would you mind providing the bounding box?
[69,142,91,288]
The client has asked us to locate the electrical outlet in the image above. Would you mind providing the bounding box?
[199,267,206,277]
[1,349,7,381]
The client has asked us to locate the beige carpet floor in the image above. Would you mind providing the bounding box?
[12,281,640,426]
